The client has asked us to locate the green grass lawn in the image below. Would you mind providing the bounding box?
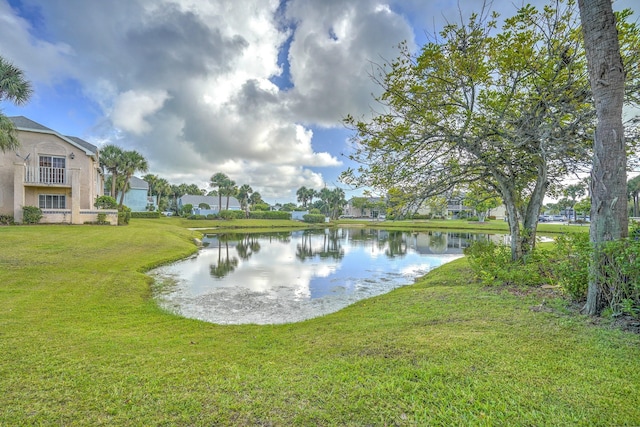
[1,220,638,426]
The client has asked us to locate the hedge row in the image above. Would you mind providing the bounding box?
[130,211,162,219]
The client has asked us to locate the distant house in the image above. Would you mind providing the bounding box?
[0,116,116,224]
[116,176,156,212]
[178,194,241,215]
[343,197,385,218]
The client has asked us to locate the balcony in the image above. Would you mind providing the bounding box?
[24,166,70,186]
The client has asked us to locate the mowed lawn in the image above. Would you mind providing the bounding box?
[1,220,639,426]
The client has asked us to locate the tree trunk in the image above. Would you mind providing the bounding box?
[110,172,118,199]
[578,0,628,315]
[495,176,522,261]
[522,162,548,255]
[119,176,130,208]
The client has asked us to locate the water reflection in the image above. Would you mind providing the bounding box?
[151,228,502,324]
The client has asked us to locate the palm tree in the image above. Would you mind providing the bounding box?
[237,184,253,216]
[155,177,171,211]
[306,188,317,207]
[249,191,263,208]
[143,174,158,197]
[296,186,309,207]
[222,180,237,210]
[118,150,149,208]
[0,56,32,152]
[99,145,124,198]
[210,172,230,212]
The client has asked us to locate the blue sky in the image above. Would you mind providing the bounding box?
[1,0,636,203]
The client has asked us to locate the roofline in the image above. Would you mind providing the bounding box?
[12,125,98,159]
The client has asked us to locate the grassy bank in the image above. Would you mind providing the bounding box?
[1,220,638,425]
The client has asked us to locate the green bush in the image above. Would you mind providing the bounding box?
[22,206,43,224]
[130,211,161,219]
[550,233,591,300]
[187,215,208,220]
[248,211,291,220]
[597,238,640,318]
[464,240,552,287]
[96,213,108,225]
[411,214,430,220]
[117,206,131,226]
[181,204,193,217]
[303,214,325,224]
[94,195,118,209]
[219,210,245,220]
[0,214,14,225]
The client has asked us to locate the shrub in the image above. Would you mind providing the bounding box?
[550,233,591,300]
[219,210,245,220]
[411,214,430,220]
[130,211,161,219]
[22,206,43,224]
[303,214,325,224]
[597,238,640,318]
[96,213,108,225]
[94,195,118,209]
[248,211,291,220]
[118,206,131,226]
[464,240,552,287]
[181,204,193,217]
[0,214,14,225]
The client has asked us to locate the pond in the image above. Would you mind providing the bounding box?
[150,228,506,325]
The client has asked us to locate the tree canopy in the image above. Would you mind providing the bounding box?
[0,56,32,152]
[342,0,639,260]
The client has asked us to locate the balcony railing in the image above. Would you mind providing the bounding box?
[24,166,69,185]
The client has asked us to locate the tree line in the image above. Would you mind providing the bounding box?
[295,186,347,220]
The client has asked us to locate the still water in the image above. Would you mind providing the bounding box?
[151,228,503,325]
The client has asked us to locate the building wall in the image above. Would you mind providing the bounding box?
[117,188,154,212]
[0,129,104,223]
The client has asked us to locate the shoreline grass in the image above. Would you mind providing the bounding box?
[1,220,638,425]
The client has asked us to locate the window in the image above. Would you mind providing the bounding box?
[39,194,66,209]
[39,155,66,184]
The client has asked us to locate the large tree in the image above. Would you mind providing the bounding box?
[578,0,628,315]
[343,0,638,261]
[0,57,32,152]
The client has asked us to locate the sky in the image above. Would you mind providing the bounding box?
[1,0,636,204]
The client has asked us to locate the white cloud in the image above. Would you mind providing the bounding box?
[2,0,419,201]
[111,90,170,135]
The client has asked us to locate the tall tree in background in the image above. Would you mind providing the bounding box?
[118,150,149,208]
[237,184,253,216]
[210,172,230,212]
[99,144,124,198]
[578,0,628,315]
[0,56,32,152]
